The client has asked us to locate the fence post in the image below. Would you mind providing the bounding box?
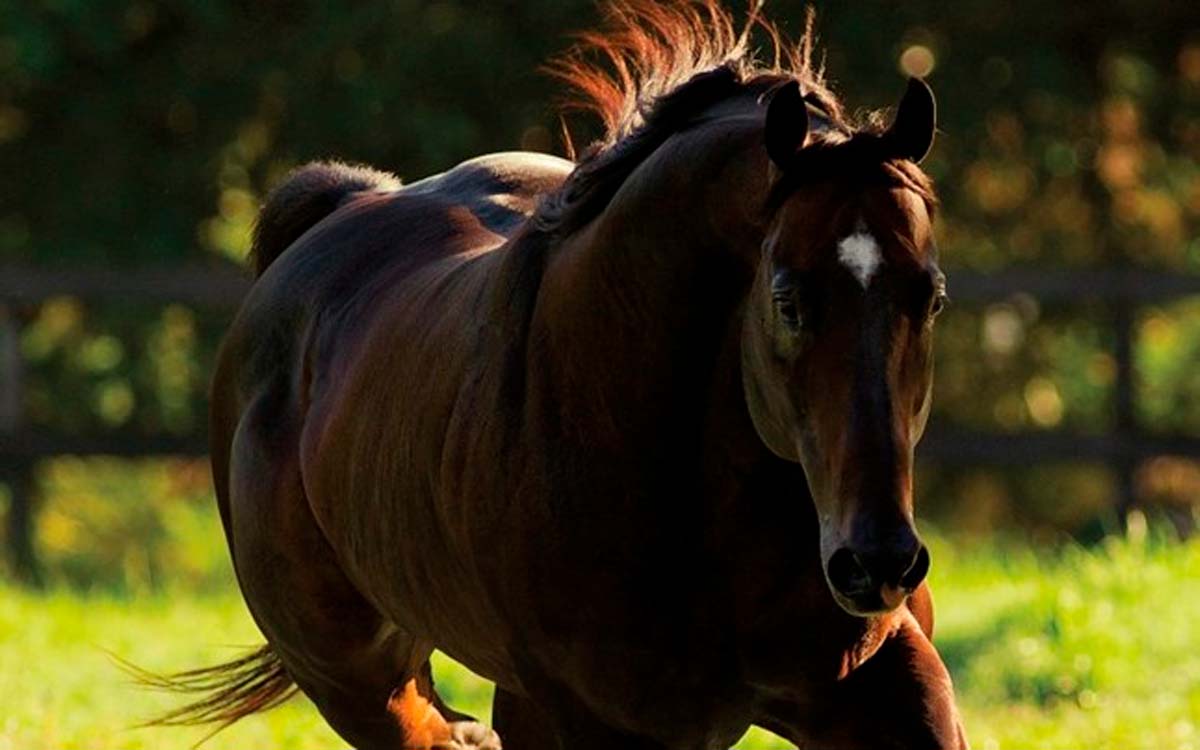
[4,464,40,586]
[1112,288,1138,529]
[0,304,41,586]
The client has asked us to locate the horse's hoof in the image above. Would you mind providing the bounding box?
[436,721,502,749]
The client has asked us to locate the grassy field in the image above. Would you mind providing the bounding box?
[2,531,1198,750]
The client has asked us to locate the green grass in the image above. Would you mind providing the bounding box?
[2,532,1198,750]
[927,532,1200,750]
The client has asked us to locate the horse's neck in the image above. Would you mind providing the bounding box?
[526,121,770,482]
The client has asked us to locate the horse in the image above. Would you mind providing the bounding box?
[175,2,968,748]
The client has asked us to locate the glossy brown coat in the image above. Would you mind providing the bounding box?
[196,3,968,749]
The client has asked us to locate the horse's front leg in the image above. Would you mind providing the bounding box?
[762,612,969,749]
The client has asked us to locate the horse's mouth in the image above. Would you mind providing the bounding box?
[827,582,911,618]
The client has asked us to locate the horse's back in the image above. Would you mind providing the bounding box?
[399,151,572,238]
[259,150,569,310]
[223,151,571,393]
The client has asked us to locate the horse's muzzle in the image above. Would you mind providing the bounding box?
[825,536,930,615]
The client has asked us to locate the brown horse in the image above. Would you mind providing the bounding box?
[178,2,968,748]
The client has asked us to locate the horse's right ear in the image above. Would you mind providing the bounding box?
[883,77,936,164]
[765,81,810,170]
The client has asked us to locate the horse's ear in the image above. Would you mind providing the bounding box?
[883,77,936,163]
[765,80,810,169]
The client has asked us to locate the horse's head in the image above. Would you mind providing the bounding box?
[742,78,943,617]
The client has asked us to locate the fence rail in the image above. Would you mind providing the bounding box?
[2,262,1199,582]
[7,264,1200,305]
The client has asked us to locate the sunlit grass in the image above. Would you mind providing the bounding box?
[0,592,336,750]
[1,532,1197,749]
[926,531,1200,750]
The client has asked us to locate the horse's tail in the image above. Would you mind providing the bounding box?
[250,161,401,277]
[117,644,297,735]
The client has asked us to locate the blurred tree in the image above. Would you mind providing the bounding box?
[0,0,1197,535]
[0,0,595,265]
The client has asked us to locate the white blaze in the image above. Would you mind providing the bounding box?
[837,227,882,288]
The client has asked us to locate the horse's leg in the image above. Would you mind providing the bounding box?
[494,684,682,750]
[224,387,499,749]
[760,613,968,749]
[492,688,561,750]
[551,713,668,750]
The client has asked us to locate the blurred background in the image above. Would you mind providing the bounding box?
[0,1,1197,749]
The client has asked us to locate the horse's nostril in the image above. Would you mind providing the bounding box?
[827,547,872,595]
[900,544,931,590]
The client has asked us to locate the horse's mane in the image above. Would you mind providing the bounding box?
[534,0,854,236]
[494,0,935,402]
[550,0,844,149]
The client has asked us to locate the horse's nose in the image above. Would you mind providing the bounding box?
[826,534,930,610]
[897,542,931,589]
[826,546,874,597]
[860,534,929,590]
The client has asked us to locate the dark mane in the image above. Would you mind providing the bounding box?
[535,0,853,236]
[549,0,843,147]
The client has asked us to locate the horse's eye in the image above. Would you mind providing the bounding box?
[771,269,810,333]
[930,291,948,317]
[774,293,802,330]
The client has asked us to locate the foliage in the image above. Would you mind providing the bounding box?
[2,4,1199,524]
[26,458,224,592]
[3,1,1195,265]
[19,299,224,436]
[1,528,1196,750]
[0,0,587,265]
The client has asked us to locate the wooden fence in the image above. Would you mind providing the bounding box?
[2,262,1199,583]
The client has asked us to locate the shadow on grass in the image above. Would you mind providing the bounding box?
[936,603,1035,678]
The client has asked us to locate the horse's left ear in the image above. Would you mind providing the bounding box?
[883,77,936,163]
[765,80,809,170]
